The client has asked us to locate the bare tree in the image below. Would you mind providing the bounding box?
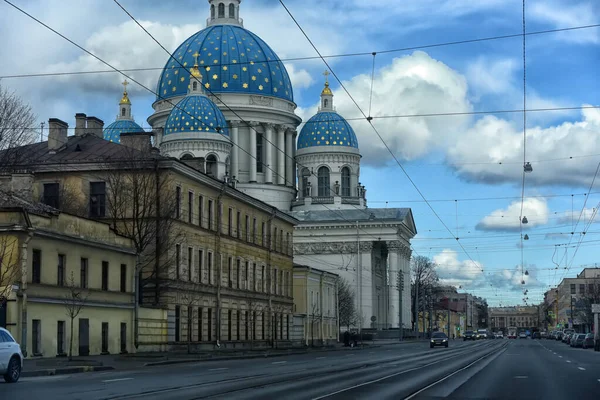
[63,271,89,361]
[337,277,357,332]
[411,256,439,334]
[0,83,37,169]
[181,289,204,354]
[246,300,264,349]
[0,235,21,305]
[309,300,322,346]
[102,149,184,347]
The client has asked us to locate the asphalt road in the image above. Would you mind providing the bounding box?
[1,338,597,399]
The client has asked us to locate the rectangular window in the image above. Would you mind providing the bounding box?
[208,308,213,341]
[228,256,233,287]
[57,254,65,286]
[43,182,60,208]
[198,195,204,227]
[208,252,213,284]
[253,311,257,340]
[245,215,249,241]
[32,249,41,284]
[262,266,266,293]
[187,306,193,342]
[579,284,585,294]
[228,208,233,236]
[253,263,256,291]
[286,232,290,255]
[198,308,203,342]
[80,258,88,288]
[188,191,194,223]
[228,309,232,341]
[237,258,242,289]
[208,200,214,230]
[57,321,65,355]
[175,305,181,342]
[589,284,595,294]
[197,249,203,283]
[262,222,266,246]
[256,133,264,173]
[237,311,241,340]
[175,244,181,280]
[273,268,278,295]
[273,228,277,251]
[188,247,193,281]
[175,186,181,219]
[120,264,127,292]
[286,315,290,340]
[252,218,257,244]
[32,319,41,354]
[246,261,250,290]
[101,261,109,291]
[237,211,241,239]
[89,182,106,217]
[245,311,249,340]
[120,323,127,353]
[570,284,576,294]
[101,322,109,353]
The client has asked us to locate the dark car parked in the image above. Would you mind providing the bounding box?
[463,330,476,341]
[532,331,541,339]
[430,332,449,348]
[571,333,586,348]
[582,333,595,349]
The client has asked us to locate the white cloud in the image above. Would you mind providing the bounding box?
[529,0,600,44]
[284,63,314,90]
[476,198,549,231]
[447,107,600,187]
[466,57,519,99]
[433,249,484,288]
[555,207,598,225]
[321,51,472,164]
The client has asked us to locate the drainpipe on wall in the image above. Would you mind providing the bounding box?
[19,229,34,357]
[134,253,141,349]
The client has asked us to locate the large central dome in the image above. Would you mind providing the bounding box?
[156,25,294,103]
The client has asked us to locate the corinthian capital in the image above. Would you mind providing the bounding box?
[263,122,275,131]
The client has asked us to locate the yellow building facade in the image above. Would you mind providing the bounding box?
[2,126,297,350]
[292,265,339,346]
[0,203,138,358]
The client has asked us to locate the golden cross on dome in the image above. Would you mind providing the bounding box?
[122,79,129,92]
[193,52,200,66]
[323,70,330,84]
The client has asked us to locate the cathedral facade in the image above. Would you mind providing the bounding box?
[103,0,416,331]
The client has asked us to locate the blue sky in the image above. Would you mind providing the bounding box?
[1,0,599,306]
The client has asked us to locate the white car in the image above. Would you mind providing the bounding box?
[519,332,527,339]
[0,328,23,383]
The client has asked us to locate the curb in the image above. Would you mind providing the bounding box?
[144,350,311,366]
[22,365,115,378]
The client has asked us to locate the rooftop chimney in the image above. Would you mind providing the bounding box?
[48,118,68,152]
[120,131,154,153]
[86,116,104,138]
[75,113,87,136]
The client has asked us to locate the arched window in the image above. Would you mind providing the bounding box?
[229,3,235,18]
[301,168,310,198]
[121,107,126,117]
[181,153,193,160]
[341,167,350,197]
[317,166,330,197]
[206,154,217,176]
[323,99,328,108]
[192,81,198,90]
[211,4,215,19]
[218,3,225,18]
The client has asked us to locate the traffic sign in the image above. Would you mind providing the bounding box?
[592,304,600,313]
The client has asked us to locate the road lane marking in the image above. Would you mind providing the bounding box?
[559,355,563,358]
[272,361,287,364]
[208,367,229,371]
[345,354,355,356]
[368,352,374,354]
[514,376,528,379]
[316,357,326,359]
[566,360,571,363]
[578,367,585,370]
[103,378,133,383]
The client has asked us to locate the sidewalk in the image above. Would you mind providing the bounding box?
[21,338,425,377]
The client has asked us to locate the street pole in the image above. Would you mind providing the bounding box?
[570,296,574,330]
[398,272,403,341]
[414,279,419,339]
[447,297,451,337]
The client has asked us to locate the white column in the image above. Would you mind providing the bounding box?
[264,123,274,184]
[388,248,399,328]
[277,125,286,185]
[249,122,257,182]
[285,128,294,186]
[292,132,298,188]
[231,121,239,180]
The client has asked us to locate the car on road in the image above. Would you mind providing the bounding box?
[463,330,476,341]
[0,327,23,383]
[582,333,595,349]
[532,331,541,339]
[495,333,504,339]
[430,332,449,348]
[570,333,586,348]
[477,329,488,339]
[519,332,527,339]
[540,331,547,339]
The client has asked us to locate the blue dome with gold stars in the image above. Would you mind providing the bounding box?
[297,112,359,150]
[103,120,144,143]
[164,94,229,136]
[156,25,293,103]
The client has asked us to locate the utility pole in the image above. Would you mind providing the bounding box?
[570,296,574,330]
[414,279,419,339]
[447,297,451,337]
